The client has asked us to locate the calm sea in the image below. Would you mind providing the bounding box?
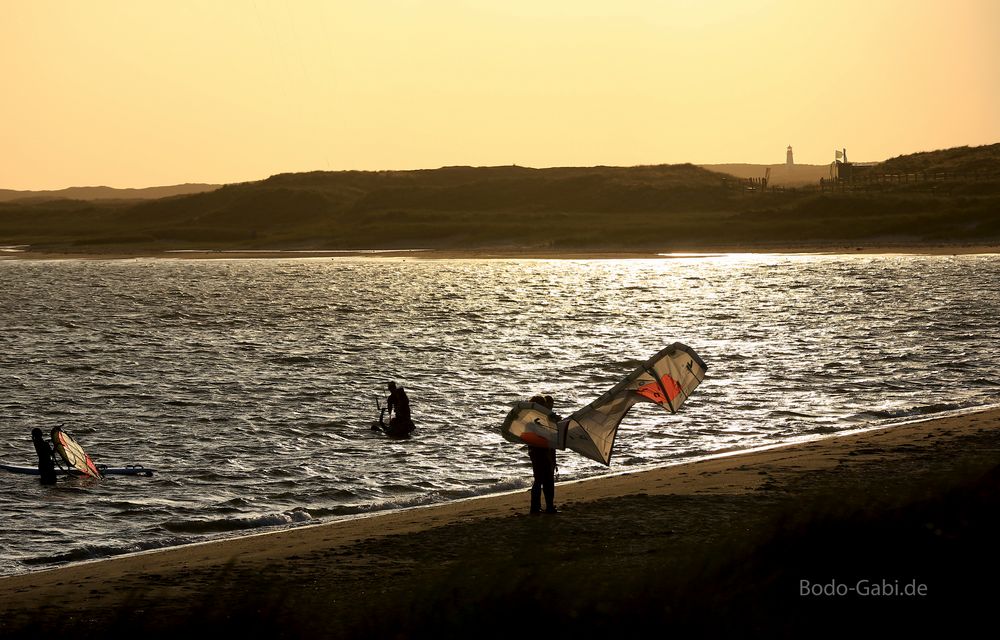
[1,253,998,576]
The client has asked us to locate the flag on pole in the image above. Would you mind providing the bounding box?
[835,150,844,159]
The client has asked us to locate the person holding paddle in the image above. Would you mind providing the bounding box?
[384,381,415,437]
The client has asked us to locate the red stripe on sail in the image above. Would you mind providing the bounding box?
[520,432,551,447]
[636,374,683,404]
[84,457,102,478]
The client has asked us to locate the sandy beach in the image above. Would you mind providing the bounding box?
[2,406,998,638]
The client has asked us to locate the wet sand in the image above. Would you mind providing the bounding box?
[2,407,998,638]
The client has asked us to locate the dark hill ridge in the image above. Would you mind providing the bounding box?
[0,183,221,203]
[261,163,725,187]
[249,163,729,210]
[1,144,998,252]
[876,143,1000,176]
[98,163,738,248]
[119,163,734,229]
[4,143,997,204]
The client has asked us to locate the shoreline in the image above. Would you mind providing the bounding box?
[2,241,1000,262]
[6,404,987,581]
[2,406,999,637]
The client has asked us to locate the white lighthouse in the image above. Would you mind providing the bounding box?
[786,145,794,166]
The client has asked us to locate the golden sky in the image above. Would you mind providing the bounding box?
[3,0,998,190]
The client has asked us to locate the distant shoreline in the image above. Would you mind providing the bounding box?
[4,147,997,259]
[3,241,1000,261]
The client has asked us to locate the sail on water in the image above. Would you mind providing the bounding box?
[500,343,708,466]
[51,426,104,479]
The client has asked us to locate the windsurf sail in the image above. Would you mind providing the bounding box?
[500,343,708,466]
[51,426,104,479]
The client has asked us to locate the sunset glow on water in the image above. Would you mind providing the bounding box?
[1,253,998,575]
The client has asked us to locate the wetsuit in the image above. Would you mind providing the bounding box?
[386,386,415,435]
[31,428,57,485]
[528,445,556,513]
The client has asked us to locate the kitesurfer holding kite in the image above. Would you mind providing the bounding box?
[385,381,415,436]
[31,428,57,485]
[527,395,559,514]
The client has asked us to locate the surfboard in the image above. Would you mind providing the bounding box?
[370,422,414,439]
[370,405,415,439]
[1,463,155,477]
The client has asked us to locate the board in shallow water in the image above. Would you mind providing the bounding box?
[0,463,156,477]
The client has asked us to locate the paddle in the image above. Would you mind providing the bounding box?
[372,397,389,432]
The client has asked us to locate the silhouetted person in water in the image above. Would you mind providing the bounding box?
[385,381,415,436]
[31,428,57,485]
[527,395,558,514]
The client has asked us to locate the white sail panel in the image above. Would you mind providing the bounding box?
[499,401,565,449]
[560,343,707,465]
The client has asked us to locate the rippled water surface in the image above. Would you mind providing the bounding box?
[1,253,998,576]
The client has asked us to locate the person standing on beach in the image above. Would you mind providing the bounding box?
[527,395,559,514]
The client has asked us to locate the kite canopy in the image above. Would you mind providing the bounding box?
[500,343,708,466]
[499,400,565,449]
